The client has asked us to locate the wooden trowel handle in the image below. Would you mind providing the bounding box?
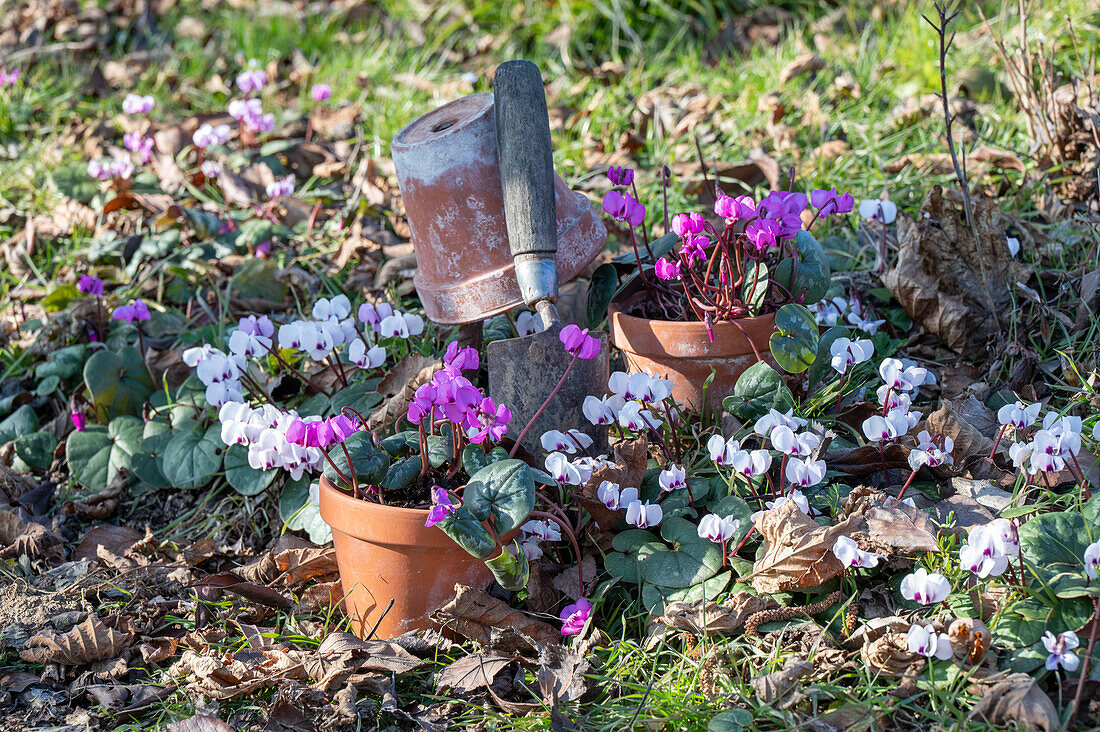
[494,60,559,310]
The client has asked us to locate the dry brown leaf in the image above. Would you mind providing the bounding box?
[844,492,939,555]
[311,103,361,140]
[576,436,649,534]
[274,546,339,586]
[316,632,426,674]
[926,395,998,464]
[431,584,561,652]
[167,715,235,732]
[861,629,922,678]
[20,615,133,666]
[655,593,779,635]
[0,510,64,560]
[751,657,814,705]
[552,556,597,601]
[883,187,1031,357]
[436,652,516,694]
[748,500,861,594]
[168,647,307,700]
[779,52,826,84]
[190,573,293,610]
[948,617,992,666]
[969,673,1060,732]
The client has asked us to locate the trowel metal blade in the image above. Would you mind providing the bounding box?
[487,325,610,456]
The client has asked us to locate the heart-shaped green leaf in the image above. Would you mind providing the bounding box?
[162,423,223,490]
[805,326,848,387]
[0,404,39,444]
[224,443,277,496]
[14,431,58,471]
[65,416,144,491]
[438,506,496,559]
[772,230,831,305]
[326,378,383,419]
[280,476,331,544]
[641,570,731,615]
[462,444,489,476]
[463,459,535,534]
[324,431,390,487]
[769,304,820,373]
[637,517,723,589]
[1019,512,1090,580]
[84,347,155,422]
[36,345,90,381]
[485,542,530,591]
[722,361,795,422]
[382,455,421,491]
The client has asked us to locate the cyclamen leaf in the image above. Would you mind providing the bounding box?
[83,347,156,422]
[162,424,223,490]
[463,459,535,534]
[769,304,820,373]
[65,416,144,492]
[484,542,530,591]
[722,361,795,422]
[437,506,496,559]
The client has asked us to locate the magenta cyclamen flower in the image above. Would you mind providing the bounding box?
[654,258,682,280]
[236,63,267,94]
[607,165,634,186]
[265,175,295,199]
[311,83,332,102]
[123,132,154,163]
[466,397,511,444]
[444,341,479,372]
[679,233,708,262]
[714,194,756,221]
[425,486,458,527]
[744,218,785,251]
[560,598,592,636]
[122,94,155,115]
[112,299,151,323]
[77,274,104,296]
[0,67,20,86]
[810,187,855,216]
[71,411,86,432]
[602,190,645,227]
[670,213,706,237]
[559,324,600,360]
[407,383,437,424]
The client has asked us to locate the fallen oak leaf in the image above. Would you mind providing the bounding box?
[747,500,863,594]
[190,573,293,610]
[431,584,561,652]
[654,593,779,635]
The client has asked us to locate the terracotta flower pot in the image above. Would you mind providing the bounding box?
[317,475,493,639]
[608,290,777,414]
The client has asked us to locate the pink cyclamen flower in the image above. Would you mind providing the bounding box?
[236,63,267,94]
[265,175,295,199]
[77,274,104,296]
[654,258,682,280]
[71,411,86,431]
[311,83,332,101]
[0,67,21,86]
[122,94,155,115]
[810,187,855,216]
[444,341,479,372]
[602,190,645,226]
[679,233,708,262]
[744,217,785,251]
[607,165,634,186]
[559,324,600,359]
[1043,631,1080,672]
[466,397,511,444]
[425,486,458,527]
[670,212,706,237]
[112,299,151,323]
[714,194,756,221]
[560,598,592,635]
[193,123,231,149]
[123,132,154,163]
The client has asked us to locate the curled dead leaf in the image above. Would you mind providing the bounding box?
[655,593,780,635]
[883,187,1030,357]
[751,657,814,705]
[20,615,133,666]
[969,673,1060,732]
[431,584,561,653]
[948,617,992,666]
[0,509,64,561]
[860,629,922,678]
[748,500,862,594]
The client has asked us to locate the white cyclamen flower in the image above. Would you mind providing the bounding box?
[906,624,953,660]
[899,568,951,605]
[624,500,662,529]
[831,536,885,569]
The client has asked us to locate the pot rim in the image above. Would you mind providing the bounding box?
[608,298,776,359]
[317,474,461,549]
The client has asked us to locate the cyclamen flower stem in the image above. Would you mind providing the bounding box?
[1070,594,1100,725]
[418,423,430,479]
[660,401,683,463]
[989,425,1007,460]
[730,526,756,556]
[628,180,653,259]
[879,443,890,485]
[263,343,331,397]
[339,441,360,498]
[834,371,850,415]
[327,352,349,388]
[529,510,585,599]
[895,468,919,501]
[628,228,654,288]
[509,354,579,458]
[779,455,788,496]
[320,450,354,495]
[1070,454,1093,498]
[881,388,893,416]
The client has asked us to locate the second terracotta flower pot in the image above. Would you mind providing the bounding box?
[317,475,494,639]
[608,291,777,414]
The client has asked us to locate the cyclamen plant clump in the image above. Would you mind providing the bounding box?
[603,164,850,333]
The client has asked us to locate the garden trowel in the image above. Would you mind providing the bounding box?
[487,60,610,455]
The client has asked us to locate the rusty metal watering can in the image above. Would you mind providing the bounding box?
[390,92,606,325]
